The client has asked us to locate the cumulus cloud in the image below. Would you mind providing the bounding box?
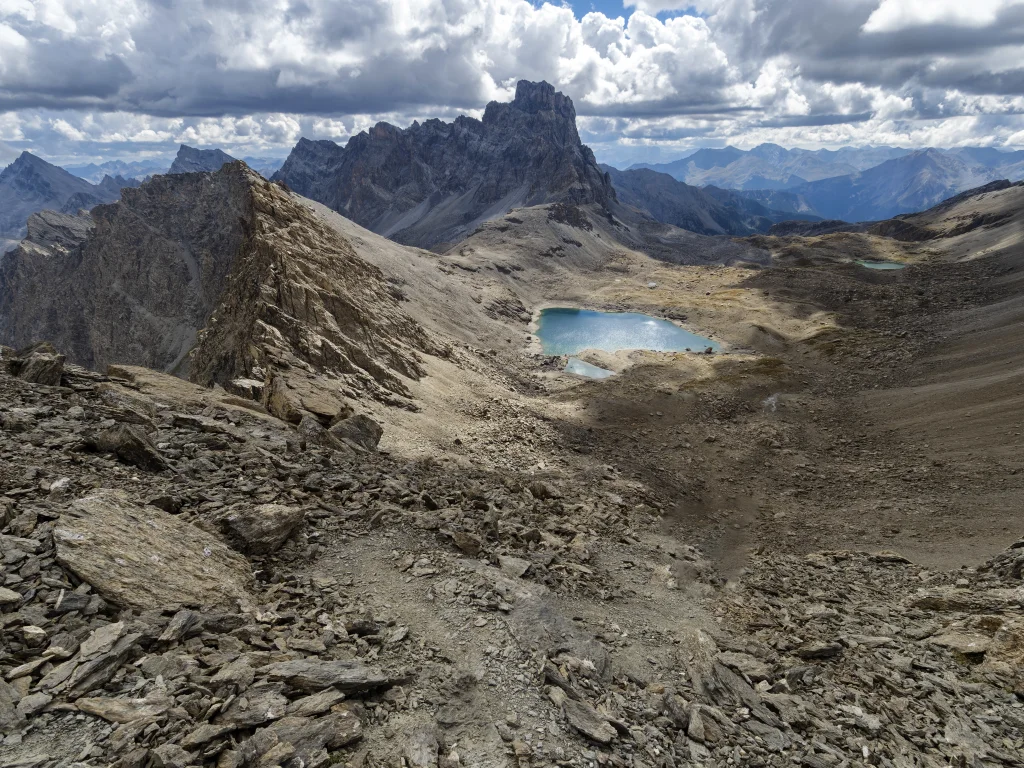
[0,0,1022,166]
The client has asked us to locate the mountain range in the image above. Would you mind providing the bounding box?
[65,146,285,183]
[629,143,1024,222]
[0,152,137,253]
[630,144,915,189]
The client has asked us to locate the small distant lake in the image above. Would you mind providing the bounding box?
[536,308,720,356]
[857,260,906,270]
[565,357,615,379]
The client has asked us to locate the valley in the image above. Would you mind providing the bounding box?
[0,85,1022,768]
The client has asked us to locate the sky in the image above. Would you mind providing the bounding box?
[2,0,1024,169]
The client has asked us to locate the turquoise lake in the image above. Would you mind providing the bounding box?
[857,260,906,270]
[536,308,720,356]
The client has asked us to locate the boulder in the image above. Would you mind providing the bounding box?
[54,489,253,610]
[329,413,383,451]
[214,503,306,555]
[85,423,168,472]
[12,344,65,386]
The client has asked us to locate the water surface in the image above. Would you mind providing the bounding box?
[565,358,615,379]
[857,260,906,270]
[536,308,720,356]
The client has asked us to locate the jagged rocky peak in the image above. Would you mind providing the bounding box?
[0,161,439,425]
[487,78,576,121]
[273,79,614,250]
[167,143,237,174]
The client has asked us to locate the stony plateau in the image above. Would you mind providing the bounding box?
[0,84,1022,768]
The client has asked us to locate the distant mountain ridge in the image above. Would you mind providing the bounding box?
[601,165,820,236]
[0,152,133,252]
[66,158,168,184]
[273,80,615,250]
[787,148,1024,222]
[628,144,915,189]
[627,143,1024,222]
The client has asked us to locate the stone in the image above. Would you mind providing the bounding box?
[285,688,346,717]
[329,414,384,451]
[214,503,306,555]
[562,699,616,744]
[85,423,168,472]
[15,692,51,718]
[404,725,440,768]
[150,743,193,768]
[263,659,397,693]
[451,531,483,557]
[54,489,253,610]
[0,679,24,734]
[717,651,771,681]
[0,586,21,605]
[12,344,65,386]
[217,682,289,727]
[76,695,173,723]
[929,630,992,657]
[794,642,844,660]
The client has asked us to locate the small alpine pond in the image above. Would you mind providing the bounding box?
[857,260,906,270]
[536,308,720,356]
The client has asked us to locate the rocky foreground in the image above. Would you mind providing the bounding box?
[0,342,1021,768]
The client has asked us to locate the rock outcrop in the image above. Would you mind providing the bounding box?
[0,162,440,422]
[0,163,254,374]
[273,80,615,249]
[189,172,439,421]
[54,489,254,610]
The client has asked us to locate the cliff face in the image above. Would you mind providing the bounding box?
[0,163,438,423]
[0,164,254,374]
[273,80,615,250]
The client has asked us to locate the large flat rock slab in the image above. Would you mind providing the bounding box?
[54,489,253,610]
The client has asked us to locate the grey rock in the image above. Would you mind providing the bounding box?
[214,503,306,555]
[328,414,384,451]
[85,423,168,472]
[562,699,616,744]
[262,658,396,693]
[54,488,253,610]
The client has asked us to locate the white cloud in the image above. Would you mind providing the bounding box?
[0,0,1022,166]
[863,0,1024,33]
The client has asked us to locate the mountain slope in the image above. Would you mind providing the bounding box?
[602,165,819,235]
[0,152,126,250]
[168,144,237,174]
[273,80,615,250]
